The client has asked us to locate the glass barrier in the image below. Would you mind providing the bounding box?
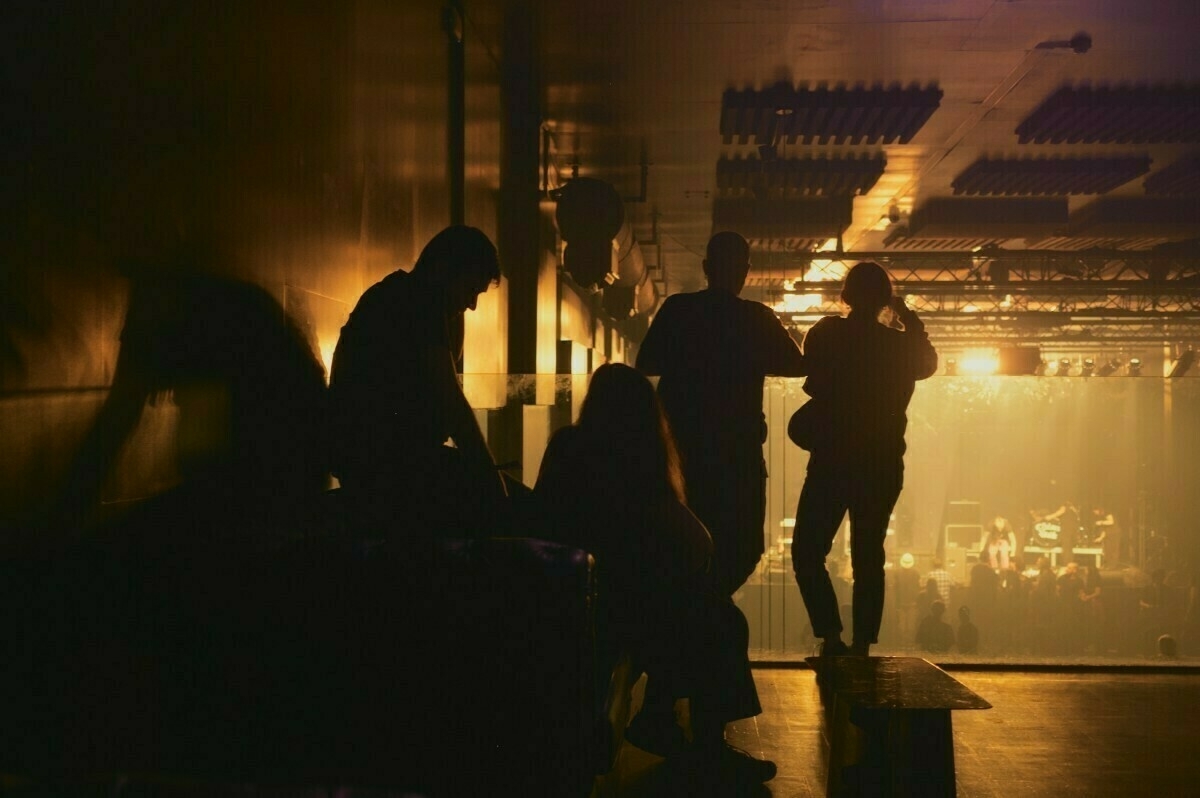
[467,373,1199,666]
[750,375,1200,664]
[6,372,1196,666]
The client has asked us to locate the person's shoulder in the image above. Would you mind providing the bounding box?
[807,314,843,332]
[739,295,788,324]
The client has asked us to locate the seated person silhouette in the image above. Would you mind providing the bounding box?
[533,363,775,784]
[328,226,506,538]
[55,248,329,545]
[916,601,955,653]
[956,606,980,654]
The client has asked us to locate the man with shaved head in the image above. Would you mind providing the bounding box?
[634,231,802,779]
[637,231,805,596]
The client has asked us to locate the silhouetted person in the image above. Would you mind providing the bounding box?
[789,261,937,656]
[2,244,332,775]
[891,552,922,646]
[916,600,955,653]
[533,364,774,784]
[1043,499,1081,564]
[636,231,804,596]
[956,606,979,654]
[329,226,505,537]
[56,250,329,543]
[1091,506,1123,567]
[969,554,999,640]
[982,515,1017,570]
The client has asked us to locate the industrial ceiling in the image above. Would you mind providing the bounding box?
[536,0,1200,360]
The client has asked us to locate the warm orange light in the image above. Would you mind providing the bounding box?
[774,293,824,313]
[958,349,999,376]
[318,341,336,384]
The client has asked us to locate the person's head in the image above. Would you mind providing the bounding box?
[993,515,1008,529]
[577,363,684,502]
[1065,562,1078,575]
[412,226,501,313]
[958,606,971,623]
[931,557,944,570]
[931,600,946,619]
[1158,634,1178,658]
[702,232,751,294]
[925,578,938,592]
[841,261,892,313]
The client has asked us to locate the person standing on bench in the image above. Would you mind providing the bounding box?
[533,364,776,784]
[329,226,506,537]
[789,261,938,657]
[636,231,805,596]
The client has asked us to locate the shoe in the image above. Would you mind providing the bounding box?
[849,641,871,657]
[718,742,777,782]
[818,638,850,658]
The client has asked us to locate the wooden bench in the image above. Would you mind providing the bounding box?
[806,656,990,797]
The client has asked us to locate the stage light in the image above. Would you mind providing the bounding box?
[1082,358,1095,377]
[1057,358,1072,376]
[1129,357,1143,375]
[959,349,999,376]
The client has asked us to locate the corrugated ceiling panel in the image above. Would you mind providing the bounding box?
[716,154,886,197]
[906,198,1069,239]
[720,83,942,146]
[882,230,1004,251]
[1068,197,1200,238]
[1145,156,1200,196]
[712,196,854,240]
[746,237,829,253]
[1017,85,1200,144]
[952,157,1150,196]
[1029,236,1170,251]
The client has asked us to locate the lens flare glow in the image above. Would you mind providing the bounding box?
[958,349,1000,375]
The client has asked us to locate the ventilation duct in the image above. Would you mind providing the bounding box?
[554,177,647,291]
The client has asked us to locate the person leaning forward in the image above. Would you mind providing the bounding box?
[328,225,506,538]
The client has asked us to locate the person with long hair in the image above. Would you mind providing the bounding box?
[534,363,775,784]
[982,515,1018,571]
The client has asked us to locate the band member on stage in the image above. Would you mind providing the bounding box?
[980,516,1018,571]
[1030,499,1080,563]
[1091,506,1123,567]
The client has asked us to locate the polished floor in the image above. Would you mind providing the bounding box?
[597,667,1200,797]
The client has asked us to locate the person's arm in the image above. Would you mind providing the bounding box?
[54,356,151,531]
[428,345,506,501]
[757,305,806,377]
[889,297,938,380]
[634,298,674,376]
[799,317,835,398]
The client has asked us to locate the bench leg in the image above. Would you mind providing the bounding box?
[828,707,956,797]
